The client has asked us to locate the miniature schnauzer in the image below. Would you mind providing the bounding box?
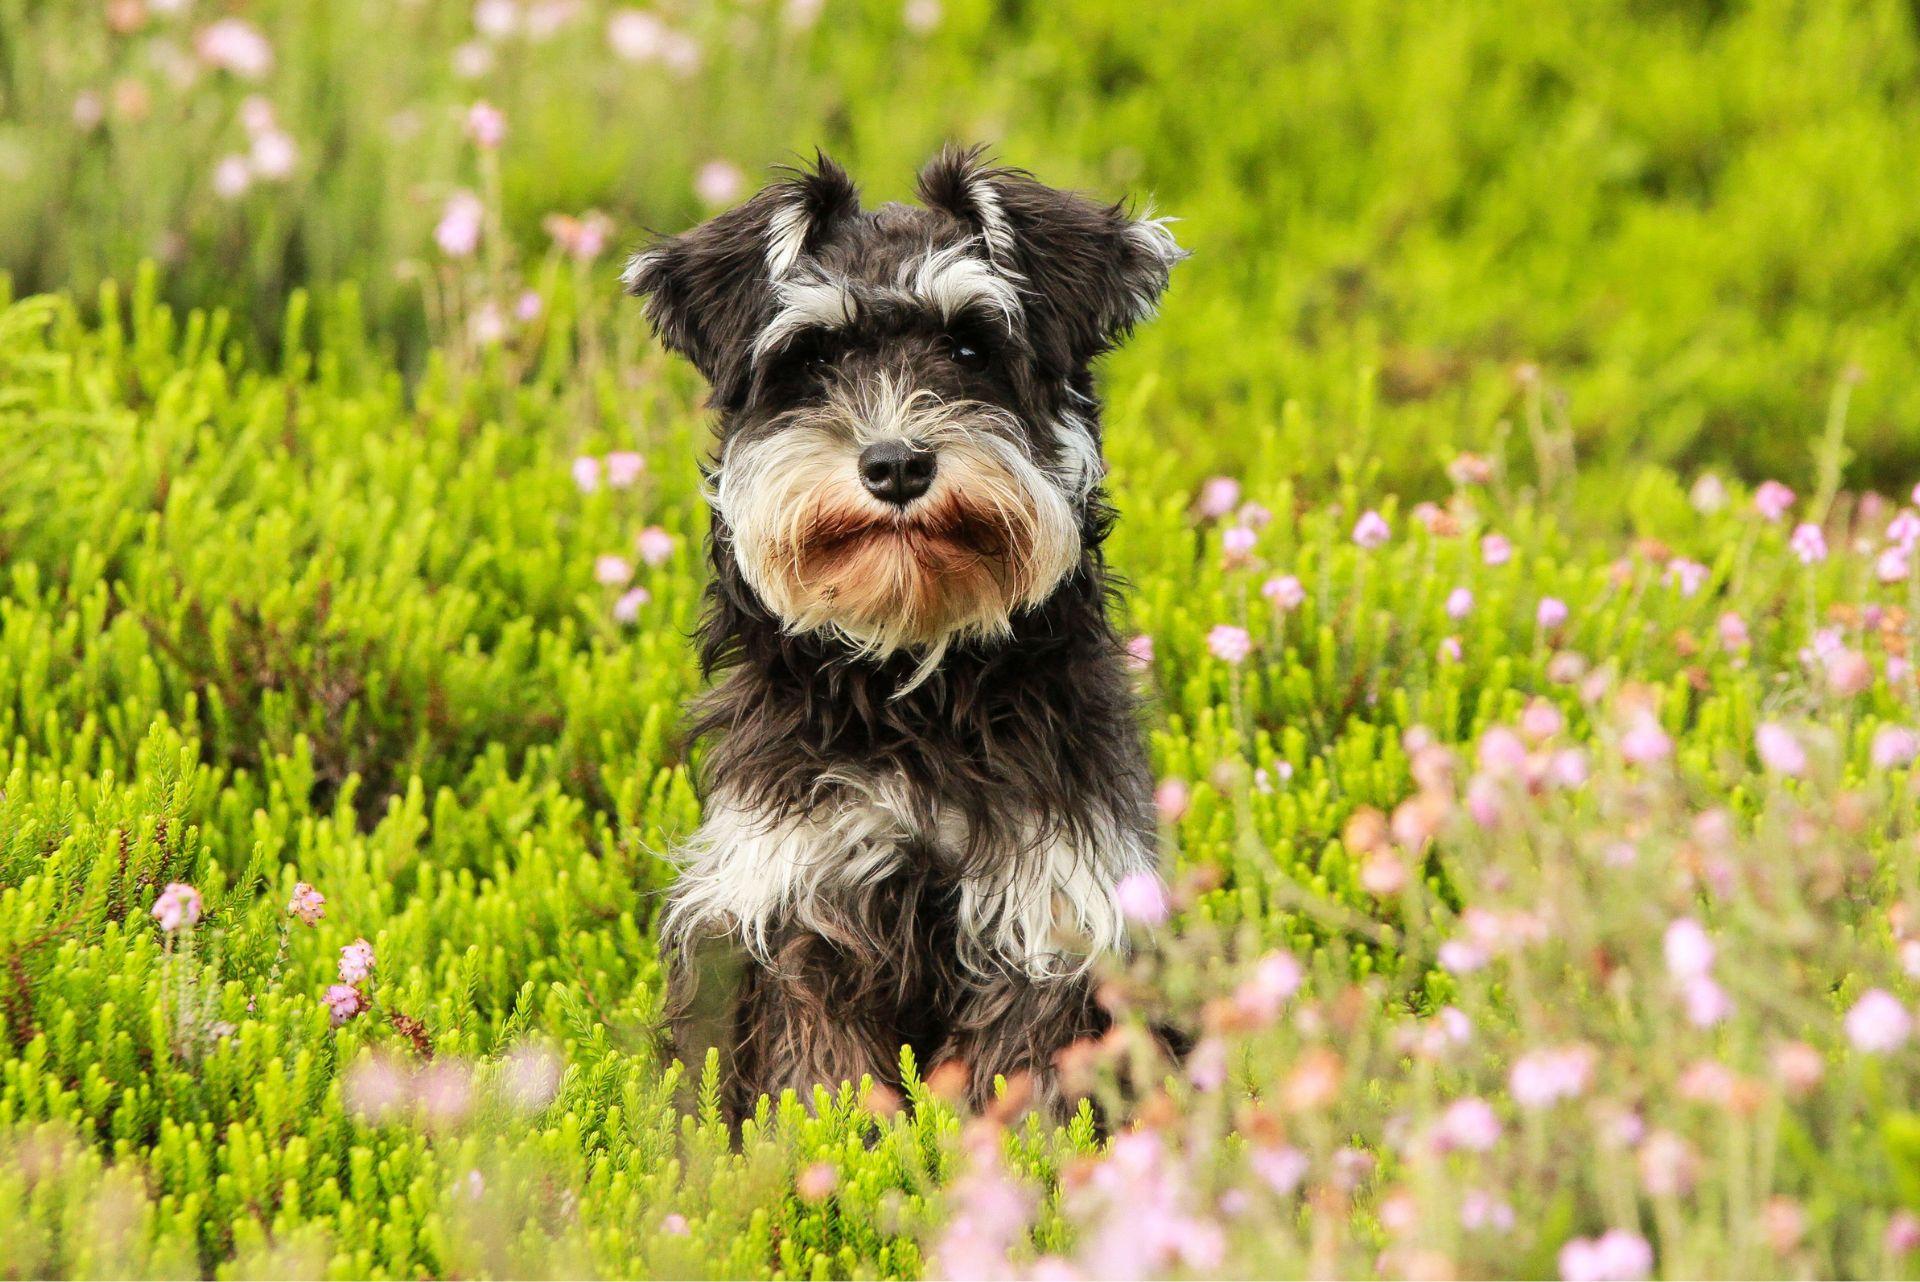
[625,146,1184,1119]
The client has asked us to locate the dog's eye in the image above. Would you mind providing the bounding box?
[778,335,835,383]
[946,333,991,370]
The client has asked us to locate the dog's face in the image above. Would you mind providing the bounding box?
[626,148,1183,659]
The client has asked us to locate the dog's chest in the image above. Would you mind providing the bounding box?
[665,770,1149,978]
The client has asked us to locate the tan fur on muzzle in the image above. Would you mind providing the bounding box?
[713,378,1081,664]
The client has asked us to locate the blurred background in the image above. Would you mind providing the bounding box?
[6,0,1920,497]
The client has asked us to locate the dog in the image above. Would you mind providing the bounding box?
[625,146,1184,1120]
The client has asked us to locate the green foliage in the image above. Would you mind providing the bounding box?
[8,1,1920,490]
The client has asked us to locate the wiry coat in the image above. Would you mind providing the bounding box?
[627,147,1183,1119]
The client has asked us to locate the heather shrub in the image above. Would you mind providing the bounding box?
[7,1,1920,1277]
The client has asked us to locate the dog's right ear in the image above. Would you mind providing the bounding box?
[624,154,860,406]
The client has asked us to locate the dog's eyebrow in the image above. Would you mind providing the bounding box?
[751,275,860,363]
[900,244,1022,331]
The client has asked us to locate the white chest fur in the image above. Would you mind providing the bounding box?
[663,769,1152,980]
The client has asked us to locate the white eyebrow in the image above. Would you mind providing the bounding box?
[751,275,859,362]
[900,243,1022,329]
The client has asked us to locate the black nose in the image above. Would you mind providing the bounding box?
[857,441,937,506]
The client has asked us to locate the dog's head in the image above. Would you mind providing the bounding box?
[625,147,1184,661]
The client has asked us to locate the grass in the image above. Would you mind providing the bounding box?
[5,0,1920,1277]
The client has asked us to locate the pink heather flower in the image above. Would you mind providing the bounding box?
[287,882,326,925]
[1447,453,1493,486]
[1755,722,1807,776]
[1221,525,1258,563]
[150,882,203,932]
[1690,473,1728,513]
[1125,634,1154,671]
[1238,501,1273,530]
[1827,648,1873,696]
[1845,988,1913,1052]
[1619,714,1672,766]
[1250,1145,1309,1196]
[1548,747,1589,786]
[1509,1044,1596,1109]
[1872,726,1919,768]
[594,554,633,586]
[1520,698,1564,742]
[212,154,252,200]
[1359,850,1408,897]
[342,1053,407,1118]
[1717,611,1749,651]
[1186,1037,1229,1090]
[464,100,506,149]
[473,0,518,38]
[1536,596,1569,630]
[661,1212,691,1236]
[1207,624,1253,664]
[1664,558,1708,596]
[613,587,650,624]
[1889,510,1920,548]
[1262,574,1305,609]
[434,190,485,258]
[1234,951,1304,1022]
[1115,871,1170,925]
[1481,533,1512,566]
[1663,919,1714,979]
[468,302,507,347]
[1790,522,1828,564]
[1461,1190,1516,1234]
[606,8,666,60]
[1892,656,1914,686]
[415,1060,475,1127]
[571,455,601,493]
[1682,975,1732,1027]
[1887,1211,1920,1255]
[452,39,494,78]
[1438,635,1463,662]
[796,1161,838,1202]
[604,452,646,489]
[543,210,614,262]
[1352,510,1390,549]
[1437,1097,1502,1152]
[196,17,274,78]
[1879,547,1911,583]
[324,983,364,1026]
[1195,475,1241,518]
[1477,726,1528,776]
[636,525,675,566]
[514,290,544,322]
[903,0,943,33]
[1438,938,1488,973]
[1637,1131,1697,1198]
[694,159,745,207]
[250,130,298,181]
[73,91,105,131]
[1445,587,1474,620]
[1559,1230,1654,1281]
[1753,480,1796,522]
[338,938,376,984]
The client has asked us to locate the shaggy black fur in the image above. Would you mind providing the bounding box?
[627,146,1182,1120]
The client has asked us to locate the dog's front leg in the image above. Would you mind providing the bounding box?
[722,928,909,1122]
[937,971,1109,1118]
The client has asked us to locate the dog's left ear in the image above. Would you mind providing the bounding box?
[624,154,861,405]
[916,146,1187,368]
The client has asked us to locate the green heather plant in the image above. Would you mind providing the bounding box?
[6,1,1920,1278]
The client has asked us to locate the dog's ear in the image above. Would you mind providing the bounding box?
[624,153,861,404]
[916,145,1186,368]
